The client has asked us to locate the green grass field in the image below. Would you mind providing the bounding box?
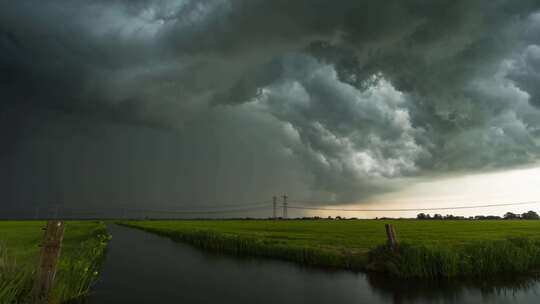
[122,219,540,277]
[0,221,110,303]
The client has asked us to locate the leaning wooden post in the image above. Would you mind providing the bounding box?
[385,224,399,252]
[32,220,65,303]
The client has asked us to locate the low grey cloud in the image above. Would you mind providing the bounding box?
[2,0,540,214]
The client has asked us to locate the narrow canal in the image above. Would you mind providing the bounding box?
[88,224,540,303]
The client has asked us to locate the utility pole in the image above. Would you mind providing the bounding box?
[272,196,277,219]
[282,194,288,219]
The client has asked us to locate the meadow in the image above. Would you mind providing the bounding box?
[121,219,540,278]
[0,221,110,303]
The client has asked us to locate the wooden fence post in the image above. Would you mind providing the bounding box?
[32,220,65,303]
[385,224,399,252]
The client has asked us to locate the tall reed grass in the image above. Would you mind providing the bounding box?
[369,237,540,278]
[0,222,110,304]
[122,222,540,279]
[120,224,367,270]
[0,244,33,304]
[51,224,111,303]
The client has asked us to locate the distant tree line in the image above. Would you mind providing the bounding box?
[416,211,540,220]
[297,216,359,220]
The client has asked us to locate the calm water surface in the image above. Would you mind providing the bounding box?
[87,224,540,304]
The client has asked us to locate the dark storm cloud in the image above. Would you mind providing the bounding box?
[2,0,540,212]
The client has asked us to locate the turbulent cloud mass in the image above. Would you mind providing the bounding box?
[2,0,540,215]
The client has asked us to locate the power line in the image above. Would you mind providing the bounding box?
[33,201,271,210]
[32,202,270,212]
[131,201,272,210]
[131,204,271,215]
[183,201,271,208]
[61,204,270,215]
[284,200,540,212]
[19,199,540,219]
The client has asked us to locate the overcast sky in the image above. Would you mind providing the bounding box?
[2,0,540,218]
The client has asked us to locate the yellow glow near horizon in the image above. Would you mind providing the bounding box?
[302,165,540,219]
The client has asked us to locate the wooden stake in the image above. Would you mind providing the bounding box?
[32,220,65,303]
[385,224,398,252]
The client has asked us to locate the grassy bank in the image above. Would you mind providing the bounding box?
[120,219,540,278]
[0,221,110,303]
[370,238,540,278]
